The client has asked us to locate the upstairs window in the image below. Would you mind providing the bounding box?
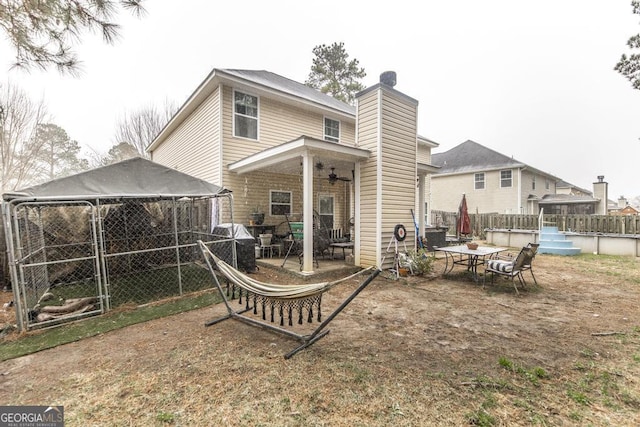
[500,170,512,188]
[474,173,485,190]
[324,118,340,142]
[532,176,536,190]
[234,91,258,140]
[545,179,550,190]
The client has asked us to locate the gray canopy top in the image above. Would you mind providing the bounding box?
[2,157,228,203]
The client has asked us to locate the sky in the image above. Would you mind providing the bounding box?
[1,0,639,201]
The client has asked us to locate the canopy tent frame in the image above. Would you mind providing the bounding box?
[3,158,235,331]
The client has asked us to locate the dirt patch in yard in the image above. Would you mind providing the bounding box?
[1,251,639,426]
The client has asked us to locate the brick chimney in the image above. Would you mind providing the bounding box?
[618,196,628,209]
[593,175,608,215]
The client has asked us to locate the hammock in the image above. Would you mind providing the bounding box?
[198,240,380,359]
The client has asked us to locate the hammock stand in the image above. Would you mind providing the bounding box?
[198,240,381,359]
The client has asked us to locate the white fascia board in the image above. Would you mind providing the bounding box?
[228,137,370,174]
[417,163,441,174]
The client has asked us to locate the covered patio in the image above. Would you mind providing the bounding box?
[229,135,369,274]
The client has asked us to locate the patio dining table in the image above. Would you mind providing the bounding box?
[435,244,508,282]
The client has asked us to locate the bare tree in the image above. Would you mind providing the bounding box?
[0,81,48,192]
[112,100,177,158]
[0,0,146,74]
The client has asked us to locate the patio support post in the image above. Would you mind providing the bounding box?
[418,173,426,243]
[301,152,315,273]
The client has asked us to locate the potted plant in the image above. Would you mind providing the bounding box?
[249,206,265,225]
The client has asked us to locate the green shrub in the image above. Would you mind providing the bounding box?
[406,249,435,275]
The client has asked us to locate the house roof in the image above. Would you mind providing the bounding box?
[221,69,355,116]
[149,68,438,153]
[149,68,356,152]
[431,140,560,181]
[538,194,599,205]
[2,157,226,203]
[432,140,524,175]
[556,179,592,195]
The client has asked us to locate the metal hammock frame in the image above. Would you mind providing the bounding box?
[198,240,380,359]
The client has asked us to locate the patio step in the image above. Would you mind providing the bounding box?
[538,226,581,256]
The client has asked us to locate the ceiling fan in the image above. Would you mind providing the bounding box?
[327,167,351,185]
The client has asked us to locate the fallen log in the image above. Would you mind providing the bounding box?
[36,303,96,322]
[40,297,98,314]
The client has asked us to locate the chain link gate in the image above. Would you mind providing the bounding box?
[4,195,236,331]
[8,201,104,330]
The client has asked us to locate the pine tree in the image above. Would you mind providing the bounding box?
[305,42,366,104]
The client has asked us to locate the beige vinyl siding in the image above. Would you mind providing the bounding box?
[151,87,221,184]
[417,144,431,164]
[431,168,521,214]
[521,170,556,199]
[379,93,417,269]
[220,85,356,225]
[416,145,432,217]
[520,170,556,214]
[356,87,418,269]
[221,85,355,165]
[356,90,381,267]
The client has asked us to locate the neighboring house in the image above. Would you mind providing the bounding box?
[430,140,561,214]
[538,193,600,215]
[614,205,640,215]
[556,180,592,197]
[148,69,439,273]
[610,196,640,215]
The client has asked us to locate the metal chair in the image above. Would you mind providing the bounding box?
[484,246,537,294]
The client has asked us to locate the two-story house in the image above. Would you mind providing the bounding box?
[430,140,561,215]
[148,69,439,273]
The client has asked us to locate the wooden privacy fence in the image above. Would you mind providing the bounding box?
[430,210,640,239]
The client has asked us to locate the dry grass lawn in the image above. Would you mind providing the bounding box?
[1,250,639,426]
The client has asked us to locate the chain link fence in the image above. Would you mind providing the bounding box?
[4,195,240,331]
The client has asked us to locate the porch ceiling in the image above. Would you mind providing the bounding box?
[228,136,370,176]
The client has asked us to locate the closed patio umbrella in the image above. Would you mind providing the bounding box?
[456,194,471,238]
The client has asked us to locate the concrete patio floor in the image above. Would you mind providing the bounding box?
[256,253,360,280]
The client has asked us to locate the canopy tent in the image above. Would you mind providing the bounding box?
[2,158,234,332]
[2,157,227,203]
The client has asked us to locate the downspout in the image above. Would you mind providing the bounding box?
[354,98,360,266]
[354,163,361,265]
[376,89,383,268]
[418,174,426,240]
[217,83,224,186]
[517,168,522,214]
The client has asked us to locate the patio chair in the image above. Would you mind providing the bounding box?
[521,243,539,285]
[280,213,306,268]
[280,213,324,269]
[483,246,537,294]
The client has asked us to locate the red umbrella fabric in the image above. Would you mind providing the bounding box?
[456,194,471,237]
